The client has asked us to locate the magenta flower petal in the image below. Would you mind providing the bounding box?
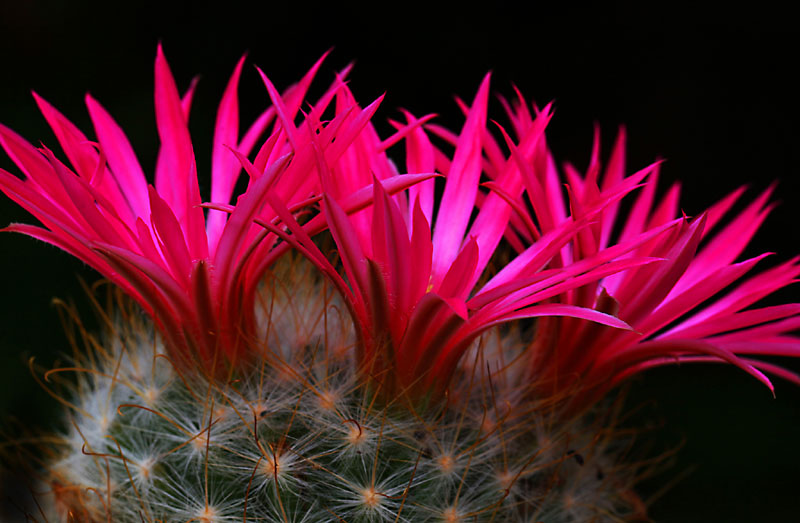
[147,186,193,288]
[153,44,198,230]
[0,47,388,370]
[274,75,656,398]
[430,73,490,286]
[5,51,797,415]
[485,94,800,408]
[321,192,370,306]
[33,92,95,173]
[85,94,151,219]
[603,339,776,392]
[0,124,82,219]
[465,104,553,285]
[206,54,246,249]
[397,110,436,224]
[256,66,298,151]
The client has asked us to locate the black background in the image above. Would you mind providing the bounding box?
[1,2,798,521]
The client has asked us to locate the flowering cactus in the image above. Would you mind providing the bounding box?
[460,93,800,409]
[1,47,798,521]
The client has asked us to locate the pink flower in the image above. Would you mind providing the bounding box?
[269,75,668,398]
[492,93,800,408]
[0,46,281,367]
[0,46,420,370]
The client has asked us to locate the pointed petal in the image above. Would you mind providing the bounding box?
[409,198,433,305]
[467,107,552,282]
[400,110,436,225]
[437,237,479,301]
[0,123,81,216]
[214,151,292,293]
[371,176,412,320]
[431,73,491,284]
[86,94,151,219]
[661,304,800,341]
[598,127,626,248]
[481,303,632,333]
[148,186,192,288]
[256,66,297,151]
[637,254,770,336]
[322,193,369,299]
[600,339,775,394]
[153,44,199,232]
[32,91,97,179]
[207,55,246,248]
[619,215,706,325]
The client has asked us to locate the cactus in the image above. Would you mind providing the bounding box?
[33,259,647,522]
[2,45,799,522]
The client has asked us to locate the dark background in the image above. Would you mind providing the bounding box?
[1,2,798,521]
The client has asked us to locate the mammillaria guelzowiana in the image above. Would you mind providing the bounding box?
[1,45,798,521]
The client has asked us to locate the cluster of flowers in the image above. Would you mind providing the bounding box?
[2,45,798,413]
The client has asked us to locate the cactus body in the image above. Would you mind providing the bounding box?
[35,261,645,522]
